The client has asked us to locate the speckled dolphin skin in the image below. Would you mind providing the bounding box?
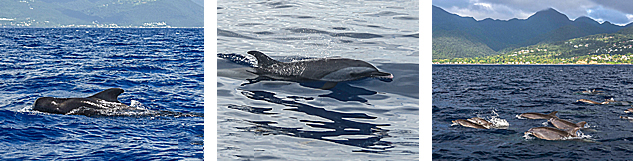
[247,51,393,82]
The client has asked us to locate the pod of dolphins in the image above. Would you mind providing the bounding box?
[452,89,633,141]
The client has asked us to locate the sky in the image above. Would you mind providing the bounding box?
[432,0,633,26]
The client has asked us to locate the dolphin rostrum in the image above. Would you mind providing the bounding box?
[246,51,393,89]
[525,126,580,141]
[518,111,559,120]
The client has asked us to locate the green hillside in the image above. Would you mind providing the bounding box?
[432,30,497,59]
[433,26,633,64]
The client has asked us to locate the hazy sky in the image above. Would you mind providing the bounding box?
[432,0,633,26]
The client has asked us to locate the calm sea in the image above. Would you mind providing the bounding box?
[218,0,419,160]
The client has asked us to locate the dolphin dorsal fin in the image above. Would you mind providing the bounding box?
[577,121,587,128]
[549,111,558,118]
[88,88,124,103]
[247,51,280,67]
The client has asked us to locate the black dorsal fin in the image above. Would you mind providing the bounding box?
[247,51,280,67]
[88,88,124,103]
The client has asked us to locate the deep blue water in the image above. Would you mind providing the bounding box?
[433,65,633,160]
[217,0,419,160]
[0,28,203,160]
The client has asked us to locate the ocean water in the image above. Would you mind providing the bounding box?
[433,65,633,160]
[217,0,419,160]
[0,28,203,160]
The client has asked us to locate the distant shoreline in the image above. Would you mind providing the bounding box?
[0,27,203,29]
[432,63,633,65]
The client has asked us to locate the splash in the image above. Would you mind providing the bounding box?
[476,109,509,129]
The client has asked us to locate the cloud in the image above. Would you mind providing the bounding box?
[433,0,633,25]
[587,6,631,25]
[590,0,633,15]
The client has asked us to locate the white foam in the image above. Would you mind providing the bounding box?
[487,109,509,128]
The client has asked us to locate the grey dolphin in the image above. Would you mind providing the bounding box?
[576,99,606,105]
[576,89,604,95]
[33,88,129,115]
[518,111,559,120]
[525,126,580,140]
[246,51,393,88]
[621,116,633,120]
[452,119,488,129]
[467,117,493,129]
[603,98,631,106]
[548,118,587,130]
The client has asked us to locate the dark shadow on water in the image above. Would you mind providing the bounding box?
[232,90,393,152]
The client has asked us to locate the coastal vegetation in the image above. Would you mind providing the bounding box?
[433,32,633,64]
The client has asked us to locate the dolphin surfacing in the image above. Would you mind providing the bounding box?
[452,119,488,129]
[33,88,129,115]
[525,127,580,141]
[518,111,559,120]
[548,118,587,130]
[246,51,393,85]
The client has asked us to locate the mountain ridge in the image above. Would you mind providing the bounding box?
[433,5,626,59]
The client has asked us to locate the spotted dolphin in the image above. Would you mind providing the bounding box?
[525,126,580,141]
[548,118,587,130]
[576,99,607,105]
[518,111,559,120]
[467,117,493,129]
[246,51,393,89]
[452,119,488,129]
[33,88,130,115]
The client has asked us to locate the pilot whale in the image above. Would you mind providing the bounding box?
[246,51,393,89]
[33,88,130,115]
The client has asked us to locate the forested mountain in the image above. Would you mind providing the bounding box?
[434,25,633,64]
[433,5,626,59]
[0,0,203,27]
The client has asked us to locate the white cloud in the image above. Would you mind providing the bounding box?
[434,0,633,25]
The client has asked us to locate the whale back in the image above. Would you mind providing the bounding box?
[88,88,124,103]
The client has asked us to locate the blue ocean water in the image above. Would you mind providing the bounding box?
[0,28,203,160]
[433,65,633,160]
[218,0,419,160]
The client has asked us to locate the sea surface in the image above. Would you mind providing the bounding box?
[218,0,419,160]
[433,65,633,160]
[0,28,203,160]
